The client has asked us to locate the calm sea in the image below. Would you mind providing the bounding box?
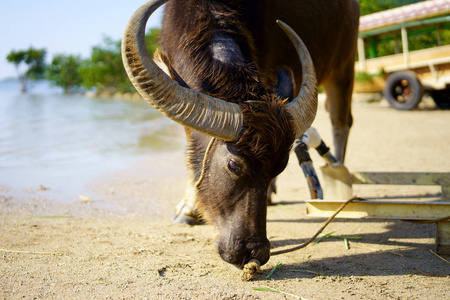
[0,80,182,202]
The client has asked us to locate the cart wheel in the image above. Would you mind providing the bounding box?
[383,71,423,110]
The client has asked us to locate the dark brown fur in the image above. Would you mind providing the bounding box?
[238,97,294,179]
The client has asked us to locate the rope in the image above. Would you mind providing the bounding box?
[271,196,365,255]
[195,137,216,189]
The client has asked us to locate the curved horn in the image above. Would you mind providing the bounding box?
[122,0,243,141]
[276,20,318,138]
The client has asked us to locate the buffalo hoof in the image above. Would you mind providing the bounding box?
[172,213,203,225]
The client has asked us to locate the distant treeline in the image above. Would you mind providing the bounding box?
[6,28,160,94]
[358,0,424,15]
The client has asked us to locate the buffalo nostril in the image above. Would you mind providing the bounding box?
[218,237,270,269]
[243,249,260,264]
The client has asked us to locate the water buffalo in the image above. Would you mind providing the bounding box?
[122,0,359,269]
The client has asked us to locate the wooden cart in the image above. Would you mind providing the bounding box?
[355,0,450,110]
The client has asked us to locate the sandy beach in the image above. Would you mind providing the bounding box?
[1,97,450,299]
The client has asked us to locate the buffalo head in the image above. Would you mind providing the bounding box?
[122,0,318,269]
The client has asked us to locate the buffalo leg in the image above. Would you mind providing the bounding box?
[172,176,202,225]
[267,178,277,205]
[323,67,354,164]
[172,130,205,225]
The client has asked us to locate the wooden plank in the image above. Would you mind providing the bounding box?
[385,56,450,73]
[306,200,450,255]
[306,200,450,220]
[355,44,450,74]
[437,221,450,255]
[352,172,450,186]
[352,172,450,201]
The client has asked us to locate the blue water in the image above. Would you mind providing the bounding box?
[0,80,182,201]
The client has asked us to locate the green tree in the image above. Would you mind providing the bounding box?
[145,28,160,56]
[46,54,84,94]
[358,0,393,16]
[79,28,160,95]
[79,37,131,94]
[6,47,47,92]
[358,0,423,16]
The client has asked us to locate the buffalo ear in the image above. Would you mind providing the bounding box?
[154,50,190,88]
[274,68,294,102]
[153,50,174,78]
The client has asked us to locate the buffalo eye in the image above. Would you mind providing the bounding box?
[227,159,241,174]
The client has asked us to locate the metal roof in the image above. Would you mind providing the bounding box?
[359,0,450,32]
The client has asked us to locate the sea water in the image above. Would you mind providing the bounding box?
[0,80,182,202]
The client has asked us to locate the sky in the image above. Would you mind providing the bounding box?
[0,0,164,80]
